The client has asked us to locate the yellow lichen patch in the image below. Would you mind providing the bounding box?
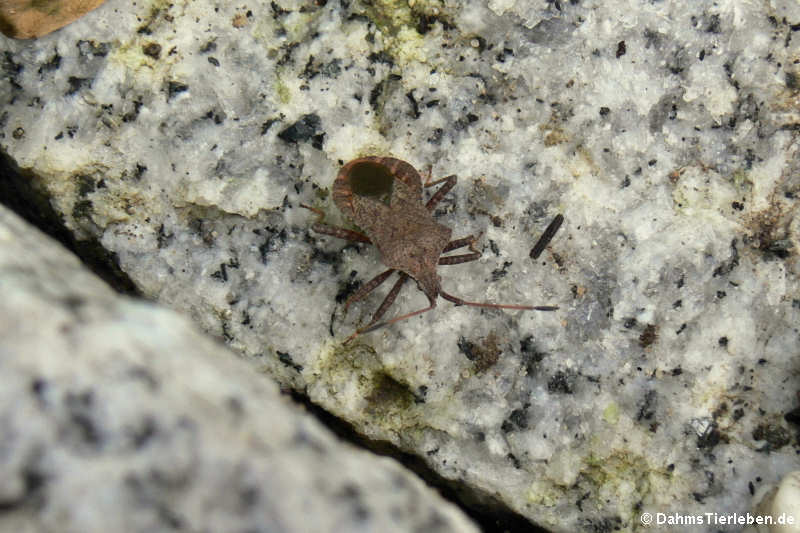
[365,371,417,419]
[108,40,174,82]
[390,25,428,65]
[284,11,321,43]
[363,0,428,65]
[107,40,148,73]
[730,168,753,192]
[669,166,740,227]
[252,7,324,107]
[107,0,180,77]
[579,448,677,521]
[364,0,415,39]
[33,165,150,240]
[602,402,619,425]
[309,340,424,438]
[526,478,564,507]
[252,5,320,44]
[132,0,174,35]
[275,77,291,104]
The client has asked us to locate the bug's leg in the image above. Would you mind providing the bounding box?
[300,204,372,244]
[440,233,482,264]
[424,174,457,210]
[344,268,395,312]
[442,234,480,253]
[312,224,372,243]
[439,253,480,265]
[300,203,328,222]
[367,273,410,325]
[344,273,411,343]
[439,289,559,312]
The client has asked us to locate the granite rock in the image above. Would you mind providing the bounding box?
[1,0,799,531]
[0,205,479,533]
[749,470,800,533]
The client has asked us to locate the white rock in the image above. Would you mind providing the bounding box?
[0,205,478,533]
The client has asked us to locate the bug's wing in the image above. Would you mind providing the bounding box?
[333,168,357,218]
[375,157,423,198]
[348,195,392,237]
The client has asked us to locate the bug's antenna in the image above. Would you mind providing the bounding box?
[439,290,558,311]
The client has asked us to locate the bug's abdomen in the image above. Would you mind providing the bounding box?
[374,209,451,278]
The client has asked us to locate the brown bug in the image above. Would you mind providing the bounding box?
[302,156,558,341]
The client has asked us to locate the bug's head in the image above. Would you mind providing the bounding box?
[346,160,394,206]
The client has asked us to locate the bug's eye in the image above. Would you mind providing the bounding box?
[348,161,393,205]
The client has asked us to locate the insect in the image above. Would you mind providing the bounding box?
[302,156,558,341]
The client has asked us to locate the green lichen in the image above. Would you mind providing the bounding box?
[577,448,676,524]
[275,77,291,104]
[602,403,620,425]
[362,0,429,65]
[583,450,646,488]
[526,479,563,507]
[730,169,752,192]
[365,0,415,37]
[310,341,423,436]
[137,0,173,32]
[312,342,382,398]
[365,371,416,417]
[107,40,143,72]
[107,0,174,72]
[251,3,323,107]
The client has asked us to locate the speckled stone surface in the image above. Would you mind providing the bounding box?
[0,204,479,533]
[1,0,799,531]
